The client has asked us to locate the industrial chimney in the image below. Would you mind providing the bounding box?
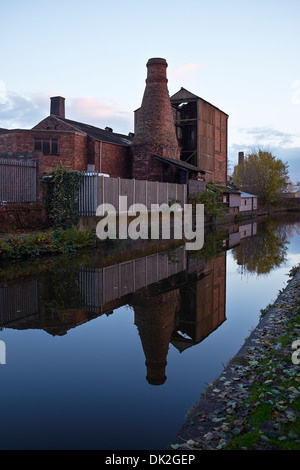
[132,58,180,181]
[50,96,65,119]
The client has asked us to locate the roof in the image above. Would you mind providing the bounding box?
[208,184,240,194]
[56,117,133,147]
[239,191,258,198]
[170,87,229,117]
[153,154,205,174]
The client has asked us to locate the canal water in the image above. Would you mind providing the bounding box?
[0,213,299,450]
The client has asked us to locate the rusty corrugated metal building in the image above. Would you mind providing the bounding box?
[170,87,228,186]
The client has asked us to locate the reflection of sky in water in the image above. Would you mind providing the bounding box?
[0,218,299,450]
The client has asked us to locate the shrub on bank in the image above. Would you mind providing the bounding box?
[0,226,94,259]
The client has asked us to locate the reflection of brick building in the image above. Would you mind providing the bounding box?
[0,244,227,385]
[172,252,226,351]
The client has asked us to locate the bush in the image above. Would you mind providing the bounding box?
[0,227,93,259]
[191,188,227,219]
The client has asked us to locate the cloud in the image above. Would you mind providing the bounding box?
[238,125,297,147]
[0,90,133,134]
[68,96,133,133]
[168,63,207,82]
[0,90,46,129]
[292,80,300,104]
[0,81,6,105]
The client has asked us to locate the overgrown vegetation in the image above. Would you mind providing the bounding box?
[46,164,82,228]
[191,185,227,219]
[0,226,94,259]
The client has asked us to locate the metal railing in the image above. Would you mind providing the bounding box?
[0,158,37,203]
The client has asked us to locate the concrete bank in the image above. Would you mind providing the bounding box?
[169,269,300,450]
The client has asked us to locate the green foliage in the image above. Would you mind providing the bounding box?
[231,219,288,275]
[288,264,300,278]
[47,164,82,228]
[260,303,273,319]
[191,186,227,219]
[0,226,93,260]
[232,148,289,206]
[42,255,84,314]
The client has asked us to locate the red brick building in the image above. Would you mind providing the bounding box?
[132,58,205,184]
[0,58,228,187]
[0,96,133,179]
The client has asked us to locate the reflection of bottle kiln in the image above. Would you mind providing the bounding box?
[133,288,180,385]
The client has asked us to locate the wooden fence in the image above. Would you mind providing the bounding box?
[78,246,186,312]
[0,158,37,203]
[78,173,187,217]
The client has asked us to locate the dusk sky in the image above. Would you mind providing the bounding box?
[1,0,300,181]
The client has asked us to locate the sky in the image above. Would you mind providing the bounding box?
[1,0,300,181]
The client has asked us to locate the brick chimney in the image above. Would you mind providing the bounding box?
[50,96,65,119]
[132,58,180,181]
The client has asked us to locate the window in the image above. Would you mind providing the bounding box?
[34,138,59,155]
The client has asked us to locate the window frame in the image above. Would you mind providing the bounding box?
[34,138,59,155]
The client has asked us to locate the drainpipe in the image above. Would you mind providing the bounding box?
[99,141,102,174]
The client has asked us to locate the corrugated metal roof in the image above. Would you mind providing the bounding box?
[153,154,205,173]
[239,191,258,198]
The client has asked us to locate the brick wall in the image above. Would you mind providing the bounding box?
[0,132,19,152]
[0,129,87,175]
[94,140,131,178]
[0,204,49,232]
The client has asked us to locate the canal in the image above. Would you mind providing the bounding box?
[0,213,299,450]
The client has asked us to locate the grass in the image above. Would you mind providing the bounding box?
[0,226,94,259]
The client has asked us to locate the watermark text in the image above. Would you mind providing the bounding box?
[292,339,300,365]
[96,197,204,251]
[0,340,6,365]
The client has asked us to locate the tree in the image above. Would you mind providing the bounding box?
[231,218,288,275]
[232,148,289,206]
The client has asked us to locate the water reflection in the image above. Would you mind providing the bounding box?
[232,213,299,275]
[0,214,298,386]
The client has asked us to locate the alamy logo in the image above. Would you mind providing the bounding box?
[292,340,300,365]
[0,340,6,365]
[95,197,204,251]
